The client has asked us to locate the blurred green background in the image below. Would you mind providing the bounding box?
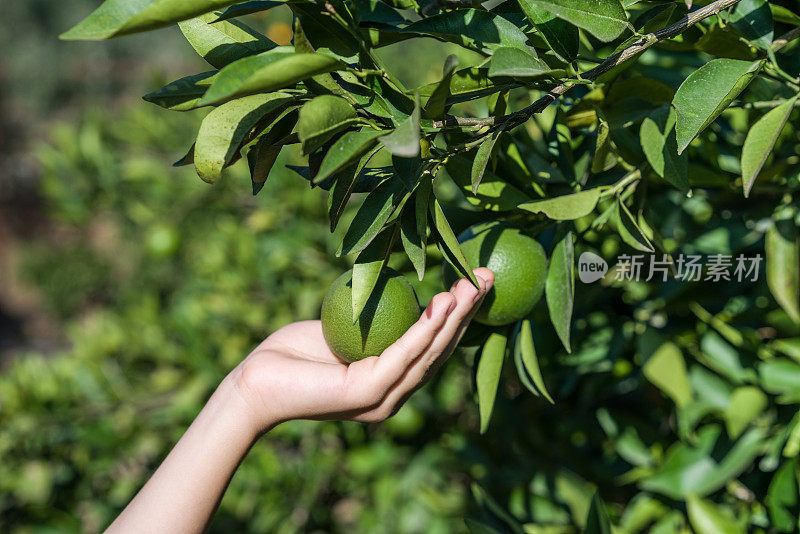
[0,3,484,532]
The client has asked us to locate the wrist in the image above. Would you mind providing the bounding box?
[224,364,281,435]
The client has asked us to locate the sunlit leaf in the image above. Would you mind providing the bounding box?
[518,189,600,220]
[521,0,630,42]
[766,211,800,323]
[61,0,243,40]
[673,59,762,154]
[741,96,797,197]
[194,92,293,183]
[179,14,275,69]
[546,231,574,352]
[298,95,359,155]
[477,332,507,434]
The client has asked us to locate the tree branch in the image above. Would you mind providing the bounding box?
[773,26,800,52]
[433,0,744,129]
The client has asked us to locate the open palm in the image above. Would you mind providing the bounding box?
[234,268,494,430]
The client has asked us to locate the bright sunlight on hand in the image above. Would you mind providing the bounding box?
[231,268,494,431]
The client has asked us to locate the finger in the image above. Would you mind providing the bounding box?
[370,291,455,382]
[373,269,493,413]
[443,268,495,353]
[340,291,455,410]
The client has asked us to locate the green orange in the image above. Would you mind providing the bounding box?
[443,222,547,326]
[321,268,420,362]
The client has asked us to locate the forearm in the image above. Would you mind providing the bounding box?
[108,373,263,534]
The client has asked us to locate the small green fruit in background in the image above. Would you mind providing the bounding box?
[321,268,419,362]
[145,223,180,258]
[443,222,547,326]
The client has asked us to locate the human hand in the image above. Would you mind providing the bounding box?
[230,268,494,432]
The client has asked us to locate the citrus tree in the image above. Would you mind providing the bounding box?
[60,0,800,530]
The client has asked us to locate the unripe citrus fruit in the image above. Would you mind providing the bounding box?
[321,268,420,362]
[443,222,547,326]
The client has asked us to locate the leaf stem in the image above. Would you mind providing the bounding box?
[599,168,643,199]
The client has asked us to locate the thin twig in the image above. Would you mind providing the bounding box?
[433,0,744,129]
[772,26,800,52]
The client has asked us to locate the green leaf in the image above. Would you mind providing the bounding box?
[338,176,407,257]
[247,137,282,195]
[584,493,612,534]
[741,96,797,197]
[465,519,503,534]
[352,227,396,323]
[143,72,215,111]
[771,4,800,25]
[686,495,741,534]
[477,332,507,434]
[592,115,618,173]
[724,386,767,439]
[423,55,459,119]
[640,105,689,193]
[247,108,297,194]
[401,9,533,53]
[487,47,564,79]
[524,0,629,42]
[642,426,765,499]
[470,483,525,534]
[766,460,799,532]
[546,231,574,353]
[290,2,360,59]
[515,318,553,403]
[518,189,600,220]
[327,147,382,231]
[633,3,676,34]
[380,98,421,158]
[298,95,359,156]
[517,1,578,61]
[415,67,515,100]
[430,198,479,288]
[178,14,276,69]
[758,359,800,395]
[772,338,800,363]
[643,342,692,408]
[400,179,431,281]
[210,1,284,22]
[200,49,343,106]
[314,129,387,184]
[61,0,243,40]
[445,156,532,211]
[730,0,774,50]
[696,24,759,61]
[353,0,408,26]
[173,144,195,167]
[615,199,654,252]
[766,213,800,324]
[699,331,749,384]
[673,59,762,154]
[194,93,293,183]
[471,129,504,194]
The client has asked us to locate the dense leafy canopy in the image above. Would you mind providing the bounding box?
[51,0,800,530]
